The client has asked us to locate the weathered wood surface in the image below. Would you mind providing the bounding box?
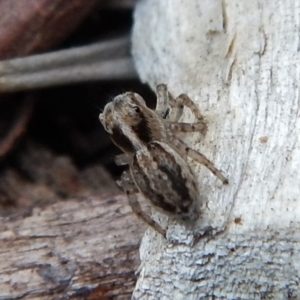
[131,0,300,298]
[0,194,145,299]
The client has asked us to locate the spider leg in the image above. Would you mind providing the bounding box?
[167,92,184,122]
[155,84,204,122]
[155,83,170,118]
[155,83,183,121]
[171,93,204,122]
[159,87,204,123]
[168,121,207,135]
[170,138,229,184]
[117,170,167,237]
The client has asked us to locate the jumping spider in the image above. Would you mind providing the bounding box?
[99,84,228,237]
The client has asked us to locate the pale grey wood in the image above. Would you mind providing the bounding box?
[131,0,300,298]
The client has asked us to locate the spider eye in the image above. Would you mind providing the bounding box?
[133,106,140,113]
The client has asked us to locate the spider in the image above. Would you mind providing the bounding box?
[99,84,228,237]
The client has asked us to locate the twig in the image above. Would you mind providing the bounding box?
[0,36,137,93]
[0,58,137,92]
[0,36,131,75]
[0,95,35,158]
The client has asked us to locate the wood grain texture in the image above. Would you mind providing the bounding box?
[131,0,300,298]
[0,195,145,299]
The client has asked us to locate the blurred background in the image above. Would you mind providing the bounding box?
[0,0,155,212]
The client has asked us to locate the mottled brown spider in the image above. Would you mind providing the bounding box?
[99,84,228,237]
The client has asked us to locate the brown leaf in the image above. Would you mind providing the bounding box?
[0,0,103,59]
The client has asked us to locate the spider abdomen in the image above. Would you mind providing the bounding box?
[130,141,200,221]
